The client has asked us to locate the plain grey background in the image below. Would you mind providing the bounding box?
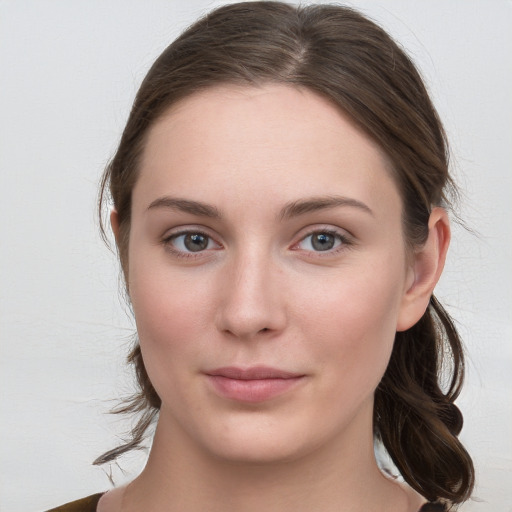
[1,1,511,511]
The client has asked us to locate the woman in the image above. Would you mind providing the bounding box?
[48,2,473,511]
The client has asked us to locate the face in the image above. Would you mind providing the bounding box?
[125,84,415,464]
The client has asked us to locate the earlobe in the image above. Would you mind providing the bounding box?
[110,209,121,244]
[396,208,451,332]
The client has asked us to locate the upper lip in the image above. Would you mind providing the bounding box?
[205,366,303,380]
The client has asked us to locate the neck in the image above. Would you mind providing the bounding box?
[121,404,418,512]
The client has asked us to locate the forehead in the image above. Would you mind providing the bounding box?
[134,84,401,217]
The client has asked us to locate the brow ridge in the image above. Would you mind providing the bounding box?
[147,197,221,218]
[279,195,374,219]
[146,195,373,220]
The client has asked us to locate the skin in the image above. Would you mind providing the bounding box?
[107,84,450,512]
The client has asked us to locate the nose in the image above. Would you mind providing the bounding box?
[215,249,287,340]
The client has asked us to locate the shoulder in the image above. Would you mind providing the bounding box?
[45,493,104,512]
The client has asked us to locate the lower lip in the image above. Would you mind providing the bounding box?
[206,375,304,403]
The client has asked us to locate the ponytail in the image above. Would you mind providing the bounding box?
[375,296,474,505]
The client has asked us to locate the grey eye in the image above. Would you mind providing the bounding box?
[297,231,343,252]
[311,232,336,251]
[183,233,209,252]
[169,232,214,253]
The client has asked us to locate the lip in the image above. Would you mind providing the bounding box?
[205,366,305,403]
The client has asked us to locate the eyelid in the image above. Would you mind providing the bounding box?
[159,224,354,259]
[290,225,354,255]
[161,226,223,258]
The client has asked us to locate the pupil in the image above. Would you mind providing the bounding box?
[312,233,334,251]
[184,233,208,252]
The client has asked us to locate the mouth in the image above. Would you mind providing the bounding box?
[204,366,305,403]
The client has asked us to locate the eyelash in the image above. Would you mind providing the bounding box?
[162,230,222,260]
[292,229,353,256]
[161,227,353,259]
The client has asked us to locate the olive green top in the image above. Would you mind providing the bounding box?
[45,493,103,512]
[45,493,446,511]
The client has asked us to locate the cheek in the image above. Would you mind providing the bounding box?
[127,254,217,388]
[128,272,217,415]
[131,271,211,345]
[295,257,406,385]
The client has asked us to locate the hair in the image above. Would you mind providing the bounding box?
[96,1,474,507]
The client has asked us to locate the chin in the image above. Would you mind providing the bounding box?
[192,411,333,467]
[206,436,310,466]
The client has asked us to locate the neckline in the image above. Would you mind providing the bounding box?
[95,491,442,512]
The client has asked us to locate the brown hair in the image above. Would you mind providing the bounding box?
[96,1,474,506]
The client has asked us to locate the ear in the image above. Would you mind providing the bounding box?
[396,208,451,332]
[110,209,120,245]
[110,209,130,290]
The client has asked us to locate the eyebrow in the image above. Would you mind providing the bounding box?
[147,197,222,218]
[278,195,374,219]
[146,195,373,220]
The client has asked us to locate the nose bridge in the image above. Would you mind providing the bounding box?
[216,242,286,338]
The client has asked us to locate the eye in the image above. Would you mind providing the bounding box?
[296,230,347,252]
[165,231,220,254]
